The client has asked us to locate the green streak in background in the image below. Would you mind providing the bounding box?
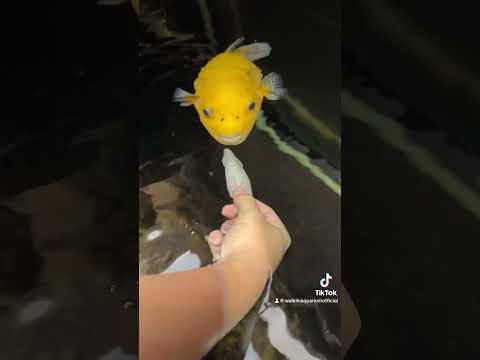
[342,90,480,220]
[285,95,342,148]
[256,112,341,197]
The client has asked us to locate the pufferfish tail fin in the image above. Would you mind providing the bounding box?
[172,88,196,106]
[263,72,288,100]
[226,37,272,62]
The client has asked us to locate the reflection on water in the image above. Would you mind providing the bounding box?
[99,346,138,360]
[259,307,328,360]
[162,251,202,274]
[0,116,138,359]
[0,169,138,359]
[139,170,215,275]
[17,299,55,324]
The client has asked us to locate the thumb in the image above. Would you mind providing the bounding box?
[233,193,258,216]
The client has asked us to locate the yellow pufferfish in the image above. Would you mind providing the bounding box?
[172,37,287,145]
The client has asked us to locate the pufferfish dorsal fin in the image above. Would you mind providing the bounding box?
[236,42,272,61]
[226,37,246,52]
[226,37,272,61]
[172,88,196,106]
[262,72,288,100]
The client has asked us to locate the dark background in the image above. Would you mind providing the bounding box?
[342,1,480,359]
[1,1,139,358]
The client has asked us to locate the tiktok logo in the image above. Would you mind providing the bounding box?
[315,273,337,298]
[320,273,332,288]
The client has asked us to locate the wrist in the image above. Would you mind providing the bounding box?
[212,250,270,328]
[221,249,271,282]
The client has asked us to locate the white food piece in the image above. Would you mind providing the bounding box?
[222,148,252,198]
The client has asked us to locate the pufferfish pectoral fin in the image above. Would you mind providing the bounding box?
[262,72,288,100]
[172,88,196,106]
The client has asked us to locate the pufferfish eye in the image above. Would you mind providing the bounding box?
[248,101,256,111]
[203,108,212,117]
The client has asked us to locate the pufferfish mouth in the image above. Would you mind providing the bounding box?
[218,134,244,144]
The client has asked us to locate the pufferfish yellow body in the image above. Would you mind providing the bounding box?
[172,37,287,145]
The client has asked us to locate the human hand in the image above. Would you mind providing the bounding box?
[207,194,291,272]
